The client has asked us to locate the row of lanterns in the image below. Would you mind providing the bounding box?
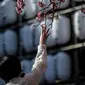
[21,52,71,84]
[1,12,85,56]
[0,15,71,56]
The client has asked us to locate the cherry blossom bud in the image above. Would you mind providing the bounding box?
[37,11,44,18]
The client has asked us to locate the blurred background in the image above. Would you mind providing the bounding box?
[0,0,85,85]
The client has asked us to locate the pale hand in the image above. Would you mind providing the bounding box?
[39,24,50,45]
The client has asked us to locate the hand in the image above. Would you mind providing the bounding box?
[39,24,50,45]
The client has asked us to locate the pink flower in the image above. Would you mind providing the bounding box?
[16,7,22,14]
[37,1,45,8]
[51,2,59,10]
[36,12,47,21]
[37,11,44,18]
[16,0,25,14]
[81,8,85,14]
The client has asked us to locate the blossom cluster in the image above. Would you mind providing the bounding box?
[16,0,25,14]
[36,0,65,22]
[16,0,65,29]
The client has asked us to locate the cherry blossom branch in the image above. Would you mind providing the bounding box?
[15,0,66,30]
[36,0,65,29]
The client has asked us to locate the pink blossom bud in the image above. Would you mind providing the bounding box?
[37,12,43,18]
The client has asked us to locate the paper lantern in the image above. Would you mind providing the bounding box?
[52,16,70,44]
[4,30,17,55]
[45,55,56,84]
[0,78,5,85]
[35,16,70,47]
[24,0,37,19]
[54,52,71,81]
[20,25,33,52]
[73,10,85,39]
[0,0,17,26]
[0,33,4,57]
[33,24,41,48]
[21,59,32,73]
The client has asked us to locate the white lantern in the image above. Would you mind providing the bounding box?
[45,55,56,84]
[44,19,57,47]
[0,78,5,85]
[0,5,4,27]
[20,25,33,52]
[35,16,70,47]
[4,30,17,55]
[33,24,41,48]
[52,16,70,44]
[24,0,37,19]
[21,59,32,73]
[54,52,71,81]
[0,33,4,57]
[0,0,17,26]
[73,10,85,39]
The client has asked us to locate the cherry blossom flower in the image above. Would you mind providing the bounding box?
[36,0,65,27]
[37,11,43,18]
[16,0,25,14]
[37,1,45,8]
[51,2,59,10]
[36,11,46,21]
